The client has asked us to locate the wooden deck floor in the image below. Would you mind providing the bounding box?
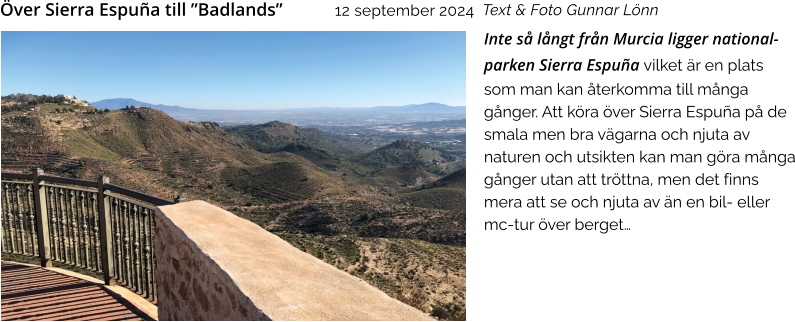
[1,262,154,321]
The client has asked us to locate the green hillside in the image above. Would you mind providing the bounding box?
[225,121,370,156]
[401,169,466,211]
[354,139,457,175]
[0,105,335,205]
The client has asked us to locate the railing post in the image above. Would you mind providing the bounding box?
[97,176,116,286]
[32,168,52,268]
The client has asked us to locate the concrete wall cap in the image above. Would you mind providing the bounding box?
[156,200,432,321]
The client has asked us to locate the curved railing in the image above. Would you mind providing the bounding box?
[1,169,178,302]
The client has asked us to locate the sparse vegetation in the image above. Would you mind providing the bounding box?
[1,98,466,319]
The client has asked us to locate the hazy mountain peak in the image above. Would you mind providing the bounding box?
[90,98,193,113]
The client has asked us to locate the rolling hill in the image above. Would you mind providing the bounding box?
[354,139,460,175]
[225,121,370,155]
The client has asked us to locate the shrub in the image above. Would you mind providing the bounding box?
[431,306,451,320]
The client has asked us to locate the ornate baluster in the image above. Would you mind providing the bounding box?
[19,184,28,255]
[122,201,131,285]
[49,187,61,262]
[72,190,80,267]
[114,198,122,282]
[130,202,136,289]
[62,187,69,262]
[0,183,8,252]
[3,183,14,253]
[7,183,16,253]
[70,190,79,265]
[58,188,68,263]
[133,204,141,293]
[46,187,57,261]
[141,206,149,296]
[3,183,16,254]
[1,183,9,252]
[151,206,158,303]
[148,207,154,299]
[24,184,32,255]
[56,187,65,262]
[113,198,123,280]
[81,191,90,269]
[15,184,27,255]
[7,184,15,254]
[82,191,90,268]
[126,200,134,286]
[64,189,73,264]
[26,185,37,256]
[91,193,100,270]
[5,183,11,253]
[72,190,80,266]
[62,187,70,263]
[17,184,25,254]
[143,208,154,300]
[80,191,89,268]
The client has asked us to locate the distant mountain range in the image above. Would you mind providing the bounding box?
[90,98,196,113]
[91,98,466,113]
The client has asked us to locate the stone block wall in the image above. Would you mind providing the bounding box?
[154,200,432,321]
[155,205,266,320]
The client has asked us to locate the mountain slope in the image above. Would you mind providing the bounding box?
[0,105,335,204]
[225,121,370,156]
[400,168,466,211]
[354,139,455,175]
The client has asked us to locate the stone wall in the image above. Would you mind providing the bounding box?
[155,204,266,320]
[155,200,432,321]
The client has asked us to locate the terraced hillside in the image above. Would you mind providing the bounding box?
[354,139,463,175]
[225,121,371,155]
[401,169,466,211]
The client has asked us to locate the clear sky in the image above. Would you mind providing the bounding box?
[1,31,465,109]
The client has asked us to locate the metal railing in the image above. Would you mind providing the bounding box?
[1,169,179,302]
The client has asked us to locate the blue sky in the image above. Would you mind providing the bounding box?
[1,32,465,109]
